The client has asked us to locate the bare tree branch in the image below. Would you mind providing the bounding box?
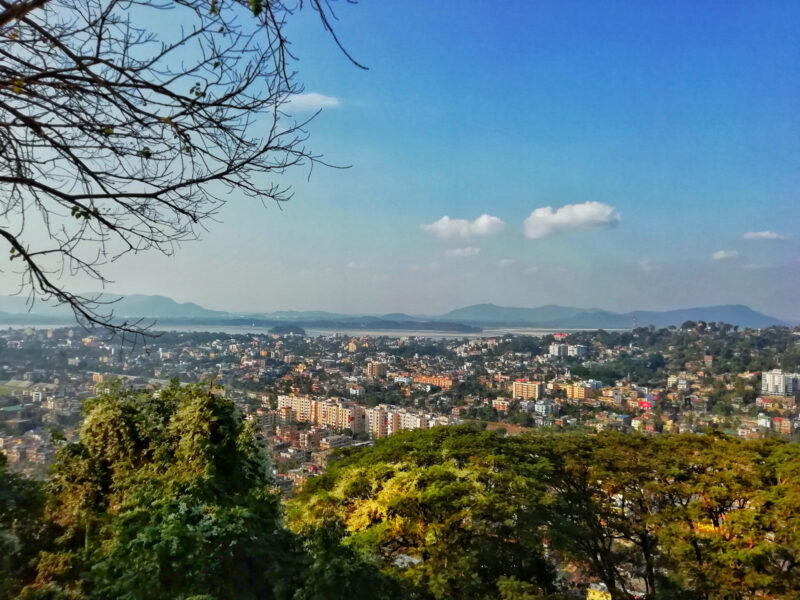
[0,0,50,28]
[0,0,362,342]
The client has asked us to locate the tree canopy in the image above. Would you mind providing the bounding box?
[289,426,557,600]
[292,427,800,600]
[17,382,303,599]
[2,386,800,599]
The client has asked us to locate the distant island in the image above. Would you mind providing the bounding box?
[268,324,306,336]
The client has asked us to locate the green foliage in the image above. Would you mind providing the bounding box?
[0,453,44,598]
[528,432,800,600]
[293,524,417,600]
[289,426,556,600]
[19,382,302,600]
[570,355,665,386]
[292,427,800,600]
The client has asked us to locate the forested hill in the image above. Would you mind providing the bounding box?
[2,384,798,599]
[438,303,786,328]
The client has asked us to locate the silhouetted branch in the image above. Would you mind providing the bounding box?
[0,0,362,341]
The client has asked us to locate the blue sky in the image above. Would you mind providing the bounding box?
[60,2,800,317]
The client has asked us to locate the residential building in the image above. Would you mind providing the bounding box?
[761,369,800,397]
[413,375,454,390]
[511,379,544,400]
[568,344,588,358]
[366,362,387,380]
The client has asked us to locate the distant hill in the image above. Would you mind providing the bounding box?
[626,305,785,329]
[106,294,229,319]
[381,313,421,321]
[0,294,786,331]
[437,303,786,329]
[0,294,229,321]
[0,295,481,333]
[439,303,592,324]
[0,296,72,318]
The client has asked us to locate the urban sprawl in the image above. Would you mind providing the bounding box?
[2,322,799,493]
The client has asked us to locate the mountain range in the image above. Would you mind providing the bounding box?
[436,303,786,329]
[0,295,790,331]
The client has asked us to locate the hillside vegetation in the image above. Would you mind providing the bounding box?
[1,385,799,599]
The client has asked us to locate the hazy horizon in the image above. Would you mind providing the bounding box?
[97,294,800,322]
[1,292,793,324]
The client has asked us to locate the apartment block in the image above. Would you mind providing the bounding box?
[511,379,544,400]
[761,369,800,397]
[366,362,387,380]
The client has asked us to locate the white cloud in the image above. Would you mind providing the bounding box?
[712,250,739,261]
[742,263,767,271]
[285,92,340,112]
[421,214,505,239]
[445,247,481,258]
[346,261,364,269]
[410,262,441,272]
[639,259,662,273]
[744,231,788,240]
[525,266,540,274]
[523,201,620,239]
[497,258,515,268]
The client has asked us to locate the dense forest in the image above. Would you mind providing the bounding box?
[2,385,799,599]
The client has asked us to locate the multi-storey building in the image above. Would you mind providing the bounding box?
[366,406,388,438]
[366,362,387,380]
[319,399,367,433]
[278,395,366,433]
[320,435,353,450]
[363,405,433,439]
[299,429,321,449]
[761,369,800,397]
[277,406,294,426]
[568,344,588,358]
[492,398,512,411]
[413,375,454,390]
[280,395,448,440]
[385,409,402,436]
[511,379,544,400]
[277,394,315,422]
[567,384,593,401]
[402,411,428,430]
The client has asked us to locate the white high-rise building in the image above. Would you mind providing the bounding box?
[568,344,588,358]
[761,369,800,397]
